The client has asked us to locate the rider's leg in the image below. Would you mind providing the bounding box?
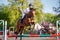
[21,15,26,23]
[21,12,25,22]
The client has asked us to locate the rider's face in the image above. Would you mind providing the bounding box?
[29,6,33,8]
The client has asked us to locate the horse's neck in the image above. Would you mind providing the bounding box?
[25,12,33,18]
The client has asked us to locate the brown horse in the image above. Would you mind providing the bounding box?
[15,8,36,35]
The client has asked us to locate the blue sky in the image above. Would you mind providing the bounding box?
[0,0,59,14]
[42,0,58,14]
[0,0,8,5]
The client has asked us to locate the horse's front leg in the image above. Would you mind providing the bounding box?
[22,26,27,34]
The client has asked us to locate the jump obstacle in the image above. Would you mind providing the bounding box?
[8,33,60,37]
[1,20,60,40]
[0,20,7,40]
[0,20,4,40]
[6,21,60,40]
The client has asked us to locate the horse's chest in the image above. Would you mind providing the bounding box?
[20,23,26,27]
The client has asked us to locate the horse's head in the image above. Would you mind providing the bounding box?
[29,8,36,17]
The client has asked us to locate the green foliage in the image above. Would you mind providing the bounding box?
[0,6,8,21]
[55,14,60,20]
[0,0,28,28]
[0,5,22,28]
[44,13,55,23]
[7,0,28,28]
[33,0,43,23]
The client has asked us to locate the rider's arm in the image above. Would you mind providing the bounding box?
[24,8,30,14]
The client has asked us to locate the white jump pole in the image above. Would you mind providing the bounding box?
[0,20,4,40]
[5,21,7,40]
[3,20,4,40]
[56,20,58,40]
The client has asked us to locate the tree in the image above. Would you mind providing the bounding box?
[0,3,22,28]
[33,0,43,23]
[6,0,28,28]
[55,14,60,20]
[44,13,56,25]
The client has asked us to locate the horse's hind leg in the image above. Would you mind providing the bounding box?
[19,26,23,40]
[15,22,21,40]
[19,26,26,40]
[20,34,22,40]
